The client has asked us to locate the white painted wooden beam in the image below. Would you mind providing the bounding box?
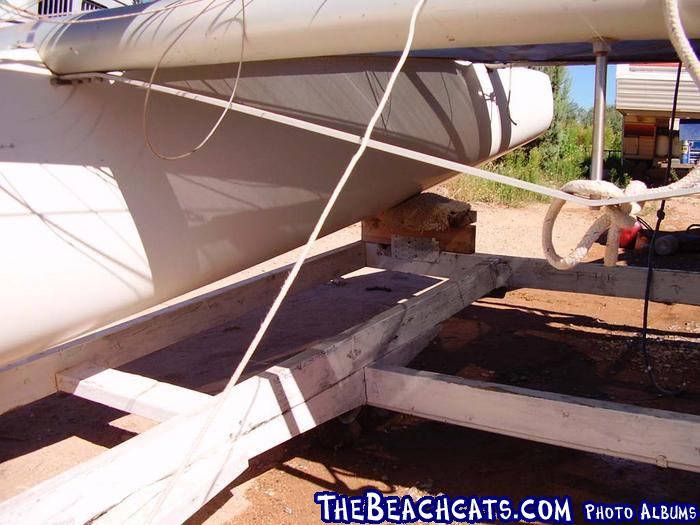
[1,260,505,524]
[0,241,365,415]
[502,256,700,306]
[366,244,700,306]
[57,363,212,422]
[55,326,440,424]
[366,365,700,473]
[0,357,367,524]
[95,371,367,525]
[372,325,440,368]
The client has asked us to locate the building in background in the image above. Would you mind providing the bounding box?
[616,64,700,179]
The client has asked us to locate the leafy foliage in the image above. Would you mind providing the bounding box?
[445,66,624,206]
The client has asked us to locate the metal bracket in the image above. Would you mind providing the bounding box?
[391,235,440,262]
[51,76,105,86]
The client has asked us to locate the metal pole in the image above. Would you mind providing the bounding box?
[590,39,611,181]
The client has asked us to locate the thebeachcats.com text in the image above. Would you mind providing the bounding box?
[313,489,698,524]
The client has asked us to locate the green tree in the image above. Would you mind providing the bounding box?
[534,67,576,155]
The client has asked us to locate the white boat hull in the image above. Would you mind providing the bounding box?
[0,49,552,364]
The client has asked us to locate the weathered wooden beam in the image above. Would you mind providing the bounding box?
[503,255,700,305]
[366,244,700,305]
[372,325,440,367]
[366,365,700,473]
[57,364,212,422]
[95,372,367,525]
[0,241,366,415]
[1,260,505,524]
[0,358,367,524]
[56,326,439,425]
[366,243,484,277]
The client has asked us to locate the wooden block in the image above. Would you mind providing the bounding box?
[362,219,476,254]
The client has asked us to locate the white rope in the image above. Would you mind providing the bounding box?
[663,0,700,87]
[145,0,426,520]
[142,0,246,160]
[542,180,642,270]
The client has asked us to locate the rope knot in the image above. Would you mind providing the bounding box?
[541,167,699,270]
[542,179,647,270]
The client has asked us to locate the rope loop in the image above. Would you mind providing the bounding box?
[542,168,700,270]
[542,179,645,270]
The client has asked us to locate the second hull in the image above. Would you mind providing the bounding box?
[0,51,552,364]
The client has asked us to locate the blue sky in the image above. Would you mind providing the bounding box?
[567,65,617,109]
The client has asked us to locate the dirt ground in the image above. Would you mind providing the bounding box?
[1,196,698,524]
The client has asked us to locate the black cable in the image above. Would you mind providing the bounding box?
[636,216,654,232]
[638,62,685,396]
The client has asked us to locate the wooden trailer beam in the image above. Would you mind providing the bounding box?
[89,372,368,525]
[366,365,700,473]
[55,327,440,424]
[56,363,212,422]
[500,255,700,305]
[0,241,366,415]
[366,244,700,306]
[49,331,438,523]
[0,259,508,524]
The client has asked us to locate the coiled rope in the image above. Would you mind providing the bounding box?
[542,0,700,270]
[543,173,700,270]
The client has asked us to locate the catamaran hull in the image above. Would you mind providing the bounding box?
[0,50,552,365]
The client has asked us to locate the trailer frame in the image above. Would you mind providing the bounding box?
[1,239,699,523]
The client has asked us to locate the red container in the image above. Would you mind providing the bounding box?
[619,222,642,249]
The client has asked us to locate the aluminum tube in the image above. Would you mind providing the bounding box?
[590,40,610,181]
[5,0,700,74]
